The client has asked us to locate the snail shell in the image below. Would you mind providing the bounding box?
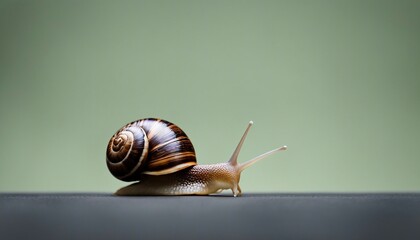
[106,118,197,181]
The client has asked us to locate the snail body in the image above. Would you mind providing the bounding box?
[106,118,287,197]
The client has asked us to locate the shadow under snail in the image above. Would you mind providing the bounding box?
[106,118,287,197]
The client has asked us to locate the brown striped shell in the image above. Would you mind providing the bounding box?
[106,118,197,182]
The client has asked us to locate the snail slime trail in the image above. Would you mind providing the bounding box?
[106,118,287,197]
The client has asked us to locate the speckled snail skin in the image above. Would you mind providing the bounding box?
[106,118,287,197]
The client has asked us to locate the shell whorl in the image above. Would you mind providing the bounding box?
[106,118,197,182]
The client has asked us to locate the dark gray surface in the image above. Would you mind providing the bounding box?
[1,193,420,240]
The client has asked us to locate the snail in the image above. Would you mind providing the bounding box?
[106,118,287,197]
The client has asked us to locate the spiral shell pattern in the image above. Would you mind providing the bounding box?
[106,118,197,181]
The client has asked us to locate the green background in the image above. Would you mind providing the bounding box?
[1,0,419,193]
